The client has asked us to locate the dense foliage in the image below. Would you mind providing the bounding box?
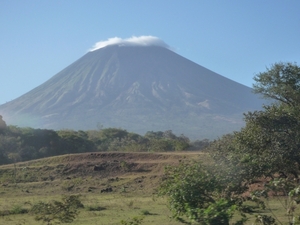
[159,62,300,224]
[0,124,208,165]
[159,161,247,224]
[230,62,300,181]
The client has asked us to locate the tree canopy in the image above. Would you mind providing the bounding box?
[253,62,300,106]
[0,125,197,165]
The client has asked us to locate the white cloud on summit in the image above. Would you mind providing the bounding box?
[89,36,171,51]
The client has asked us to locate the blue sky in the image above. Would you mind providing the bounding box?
[1,0,300,105]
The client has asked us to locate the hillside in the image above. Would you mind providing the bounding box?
[0,152,209,224]
[0,152,206,196]
[0,45,265,139]
[0,151,291,224]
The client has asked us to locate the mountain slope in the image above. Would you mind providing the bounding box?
[0,45,264,139]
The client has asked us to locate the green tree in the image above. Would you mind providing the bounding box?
[231,62,300,179]
[189,139,210,151]
[58,130,95,154]
[236,105,300,178]
[210,62,300,224]
[145,130,190,152]
[0,135,21,164]
[253,62,300,106]
[159,161,247,225]
[144,131,164,139]
[159,62,300,224]
[209,62,300,181]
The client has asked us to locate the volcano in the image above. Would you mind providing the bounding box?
[0,41,264,139]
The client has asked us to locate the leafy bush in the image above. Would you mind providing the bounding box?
[159,161,248,224]
[30,195,83,225]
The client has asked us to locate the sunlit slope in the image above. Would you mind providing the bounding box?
[0,45,264,139]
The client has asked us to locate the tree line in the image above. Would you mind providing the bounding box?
[0,122,209,165]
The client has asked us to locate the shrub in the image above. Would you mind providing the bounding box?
[30,195,83,225]
[140,209,151,215]
[10,204,29,215]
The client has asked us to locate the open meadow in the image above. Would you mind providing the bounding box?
[0,152,202,225]
[0,151,297,224]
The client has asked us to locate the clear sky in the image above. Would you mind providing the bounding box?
[1,0,300,105]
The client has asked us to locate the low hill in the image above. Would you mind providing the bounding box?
[0,151,209,224]
[0,152,206,196]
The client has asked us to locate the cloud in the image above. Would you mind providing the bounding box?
[89,36,171,51]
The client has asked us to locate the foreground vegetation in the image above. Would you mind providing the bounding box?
[0,192,180,225]
[0,152,296,225]
[159,62,300,224]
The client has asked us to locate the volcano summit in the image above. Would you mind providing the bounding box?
[0,36,264,139]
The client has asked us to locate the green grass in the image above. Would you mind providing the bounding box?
[0,193,183,225]
[0,191,299,225]
[0,152,298,224]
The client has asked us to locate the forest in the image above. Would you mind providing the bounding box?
[0,121,208,165]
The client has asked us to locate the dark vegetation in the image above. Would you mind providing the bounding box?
[0,122,208,165]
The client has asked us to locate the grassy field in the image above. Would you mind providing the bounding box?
[0,192,296,225]
[0,193,183,225]
[0,152,298,224]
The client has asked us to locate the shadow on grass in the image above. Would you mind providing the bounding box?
[85,206,106,211]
